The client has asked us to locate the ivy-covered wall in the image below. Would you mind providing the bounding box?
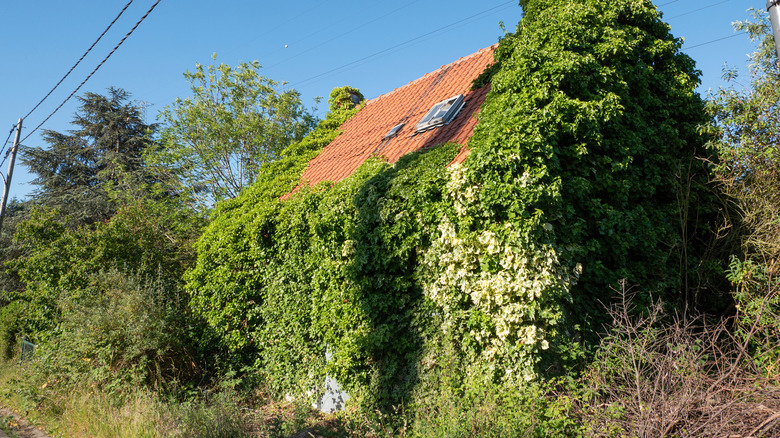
[465,0,716,334]
[187,0,715,409]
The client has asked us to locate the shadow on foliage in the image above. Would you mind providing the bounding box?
[344,145,457,410]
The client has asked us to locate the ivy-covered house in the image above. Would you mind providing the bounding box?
[188,0,715,410]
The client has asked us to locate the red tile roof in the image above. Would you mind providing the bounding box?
[298,45,496,188]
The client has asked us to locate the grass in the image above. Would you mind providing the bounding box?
[0,415,22,438]
[2,283,779,438]
[0,358,353,438]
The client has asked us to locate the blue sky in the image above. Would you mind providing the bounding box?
[0,0,761,200]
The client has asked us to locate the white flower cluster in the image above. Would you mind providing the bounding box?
[422,165,578,381]
[447,163,479,216]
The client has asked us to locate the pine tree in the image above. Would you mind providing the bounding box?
[21,88,157,227]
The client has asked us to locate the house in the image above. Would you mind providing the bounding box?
[298,44,496,189]
[296,45,497,413]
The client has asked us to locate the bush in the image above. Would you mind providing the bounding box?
[0,301,24,360]
[7,200,206,395]
[24,268,198,395]
[580,283,780,437]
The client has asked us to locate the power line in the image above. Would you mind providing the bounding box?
[666,0,732,20]
[263,0,330,38]
[685,31,747,50]
[293,0,515,88]
[0,126,15,168]
[266,0,426,70]
[22,0,135,121]
[21,0,162,144]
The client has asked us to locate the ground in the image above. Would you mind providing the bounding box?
[0,407,50,438]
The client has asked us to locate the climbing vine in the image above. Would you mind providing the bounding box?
[187,0,716,409]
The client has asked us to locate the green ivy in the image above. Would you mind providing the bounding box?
[463,0,716,339]
[186,87,364,382]
[187,0,716,410]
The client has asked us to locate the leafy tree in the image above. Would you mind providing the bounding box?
[21,88,157,227]
[708,9,780,276]
[155,57,318,210]
[707,9,780,371]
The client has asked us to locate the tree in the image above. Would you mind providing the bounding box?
[21,88,157,227]
[708,9,780,277]
[155,57,318,210]
[707,9,780,371]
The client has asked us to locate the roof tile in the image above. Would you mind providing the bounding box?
[298,44,496,188]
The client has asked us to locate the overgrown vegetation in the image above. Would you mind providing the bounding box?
[187,0,716,411]
[707,8,780,378]
[153,56,319,211]
[1,1,779,437]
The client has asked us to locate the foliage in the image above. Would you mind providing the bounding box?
[579,285,780,438]
[463,0,716,330]
[402,357,581,438]
[0,379,252,438]
[707,9,780,375]
[186,0,714,412]
[29,269,197,392]
[186,87,362,359]
[0,200,30,323]
[154,56,319,210]
[20,88,158,227]
[0,301,23,360]
[5,197,206,395]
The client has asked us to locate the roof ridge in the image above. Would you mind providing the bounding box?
[365,44,497,107]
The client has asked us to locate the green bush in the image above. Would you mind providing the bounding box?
[28,269,197,392]
[6,199,206,396]
[0,301,24,360]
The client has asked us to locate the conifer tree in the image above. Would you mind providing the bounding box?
[21,87,157,227]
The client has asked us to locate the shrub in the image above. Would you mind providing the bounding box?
[0,301,24,360]
[580,283,780,437]
[28,269,198,393]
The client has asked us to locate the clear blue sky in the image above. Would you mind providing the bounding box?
[0,0,761,200]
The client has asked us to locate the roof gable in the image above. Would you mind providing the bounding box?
[298,45,496,188]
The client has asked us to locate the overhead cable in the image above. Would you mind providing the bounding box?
[267,0,425,70]
[22,0,162,144]
[293,0,515,88]
[666,0,733,20]
[685,32,747,50]
[22,0,135,121]
[0,126,15,168]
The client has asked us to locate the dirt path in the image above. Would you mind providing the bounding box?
[0,407,50,438]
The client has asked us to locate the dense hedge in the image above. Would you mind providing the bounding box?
[187,0,716,408]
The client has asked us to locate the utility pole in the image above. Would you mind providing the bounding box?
[0,118,23,233]
[768,0,780,69]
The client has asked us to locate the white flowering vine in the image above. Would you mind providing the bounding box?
[422,164,580,382]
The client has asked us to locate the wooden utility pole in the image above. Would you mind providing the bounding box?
[0,118,23,232]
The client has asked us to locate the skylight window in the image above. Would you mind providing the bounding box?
[384,123,405,139]
[414,94,466,133]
